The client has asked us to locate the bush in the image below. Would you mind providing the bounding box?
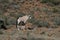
[40,0,60,5]
[33,20,49,28]
[0,0,9,14]
[36,38,45,40]
[0,15,6,22]
[0,15,9,25]
[9,13,17,17]
[0,0,8,3]
[6,17,16,25]
[40,0,48,3]
[52,7,59,13]
[9,3,20,9]
[53,17,60,26]
[28,12,49,27]
[33,7,41,12]
[41,7,48,13]
[10,12,25,18]
[0,30,3,34]
[28,16,49,28]
[0,10,4,15]
[28,37,45,40]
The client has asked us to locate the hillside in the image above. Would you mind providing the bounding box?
[0,0,60,40]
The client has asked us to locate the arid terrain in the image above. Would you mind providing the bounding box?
[0,0,60,40]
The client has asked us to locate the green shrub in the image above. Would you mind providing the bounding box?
[6,25,13,29]
[0,15,9,25]
[33,7,41,12]
[52,7,59,13]
[0,15,6,21]
[16,13,25,18]
[9,13,17,17]
[0,0,8,3]
[28,16,49,27]
[53,17,60,26]
[10,12,25,18]
[40,0,48,3]
[0,20,4,28]
[40,0,60,5]
[33,20,49,27]
[28,12,49,27]
[0,10,4,15]
[41,7,48,13]
[28,37,45,40]
[6,17,16,25]
[0,30,3,34]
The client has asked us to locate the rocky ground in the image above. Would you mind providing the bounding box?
[0,25,60,40]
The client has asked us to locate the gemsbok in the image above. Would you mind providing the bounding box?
[16,15,31,30]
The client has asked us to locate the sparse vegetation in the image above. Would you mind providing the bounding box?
[28,38,45,40]
[10,12,25,18]
[0,30,3,34]
[7,17,16,25]
[52,7,59,13]
[29,17,49,28]
[0,0,60,40]
[41,7,48,12]
[53,17,60,26]
[40,0,60,5]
